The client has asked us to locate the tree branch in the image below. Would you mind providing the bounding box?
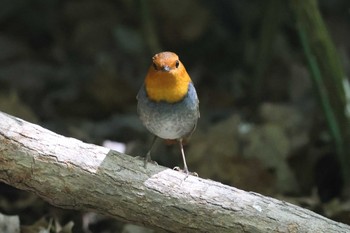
[0,111,348,232]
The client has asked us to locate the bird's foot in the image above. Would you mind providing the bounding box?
[135,155,158,168]
[173,166,198,177]
[143,156,158,169]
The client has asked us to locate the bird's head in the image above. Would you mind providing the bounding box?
[144,51,191,103]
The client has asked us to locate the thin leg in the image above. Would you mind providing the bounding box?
[179,138,189,174]
[144,136,157,168]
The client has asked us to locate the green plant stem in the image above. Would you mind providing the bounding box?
[292,0,350,186]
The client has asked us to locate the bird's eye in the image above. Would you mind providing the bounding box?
[175,60,179,68]
[152,62,158,70]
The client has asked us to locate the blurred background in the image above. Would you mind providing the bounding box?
[0,0,349,232]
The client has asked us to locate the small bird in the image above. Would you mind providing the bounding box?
[137,51,200,174]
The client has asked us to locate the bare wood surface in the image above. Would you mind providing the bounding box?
[0,111,349,233]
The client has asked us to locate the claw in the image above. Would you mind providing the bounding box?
[173,166,198,177]
[143,151,158,168]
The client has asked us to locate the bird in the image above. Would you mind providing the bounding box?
[137,51,200,174]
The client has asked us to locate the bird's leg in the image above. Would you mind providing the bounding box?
[179,138,189,174]
[174,139,198,177]
[144,136,157,168]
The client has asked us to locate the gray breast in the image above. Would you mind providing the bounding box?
[137,83,199,140]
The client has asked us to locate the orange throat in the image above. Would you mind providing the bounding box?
[145,68,191,103]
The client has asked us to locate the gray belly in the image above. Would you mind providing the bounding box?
[137,83,199,140]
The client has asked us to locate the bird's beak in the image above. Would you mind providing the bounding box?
[161,65,170,72]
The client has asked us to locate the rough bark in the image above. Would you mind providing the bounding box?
[0,111,348,233]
